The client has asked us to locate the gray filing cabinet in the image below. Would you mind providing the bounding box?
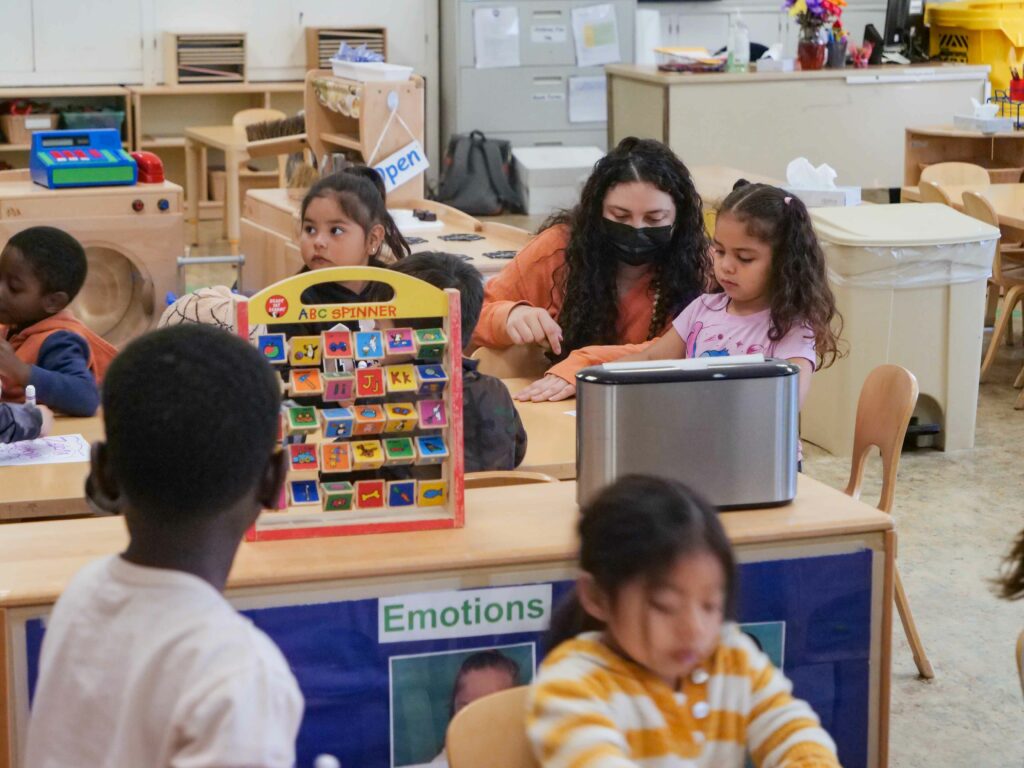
[441,0,635,151]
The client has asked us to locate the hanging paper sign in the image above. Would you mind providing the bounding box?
[373,140,430,193]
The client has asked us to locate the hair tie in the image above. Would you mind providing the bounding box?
[783,196,793,205]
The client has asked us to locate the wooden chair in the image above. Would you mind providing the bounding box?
[471,345,551,381]
[844,365,935,679]
[962,191,1024,381]
[1017,630,1024,699]
[919,180,954,206]
[464,471,558,489]
[446,686,538,768]
[920,161,990,187]
[232,107,288,185]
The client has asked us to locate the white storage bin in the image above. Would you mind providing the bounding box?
[802,203,998,454]
[331,61,413,82]
[512,145,603,215]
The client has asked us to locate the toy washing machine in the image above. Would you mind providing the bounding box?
[0,179,183,346]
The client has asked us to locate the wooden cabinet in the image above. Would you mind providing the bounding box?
[904,126,1024,187]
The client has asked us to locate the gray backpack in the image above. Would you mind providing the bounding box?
[435,130,525,216]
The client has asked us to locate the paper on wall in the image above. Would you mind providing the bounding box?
[0,434,90,467]
[571,4,621,67]
[568,75,607,123]
[473,7,521,69]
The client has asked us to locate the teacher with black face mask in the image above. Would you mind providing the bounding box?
[471,137,712,402]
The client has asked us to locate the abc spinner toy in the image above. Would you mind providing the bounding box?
[235,266,464,540]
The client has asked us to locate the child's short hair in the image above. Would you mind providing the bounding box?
[102,324,281,519]
[389,252,483,349]
[7,226,87,300]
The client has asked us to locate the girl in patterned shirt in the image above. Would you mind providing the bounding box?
[528,475,842,767]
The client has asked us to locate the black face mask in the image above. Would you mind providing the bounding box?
[601,219,674,266]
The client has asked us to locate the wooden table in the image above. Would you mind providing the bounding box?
[0,381,576,521]
[901,182,1024,230]
[607,64,989,189]
[0,417,101,521]
[0,477,892,768]
[240,190,533,291]
[184,124,251,256]
[506,378,576,480]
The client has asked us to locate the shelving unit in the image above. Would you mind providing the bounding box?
[131,82,303,217]
[0,86,132,166]
[305,69,425,203]
[163,32,247,85]
[305,27,387,71]
[904,125,1024,187]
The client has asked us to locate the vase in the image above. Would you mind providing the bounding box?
[797,27,827,70]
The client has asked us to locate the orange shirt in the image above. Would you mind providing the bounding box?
[473,225,663,382]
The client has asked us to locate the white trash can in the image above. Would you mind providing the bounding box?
[802,204,998,455]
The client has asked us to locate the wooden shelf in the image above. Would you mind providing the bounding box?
[319,131,363,152]
[141,136,186,148]
[130,83,303,96]
[0,143,30,152]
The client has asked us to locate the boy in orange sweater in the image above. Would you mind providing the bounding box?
[0,226,116,416]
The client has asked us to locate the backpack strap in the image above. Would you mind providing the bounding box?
[478,136,522,212]
[437,133,476,201]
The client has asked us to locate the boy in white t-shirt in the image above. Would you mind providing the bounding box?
[25,324,303,768]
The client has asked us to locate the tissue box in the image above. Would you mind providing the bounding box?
[754,59,795,72]
[953,114,1015,135]
[784,186,861,208]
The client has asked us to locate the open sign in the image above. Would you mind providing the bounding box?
[373,140,429,193]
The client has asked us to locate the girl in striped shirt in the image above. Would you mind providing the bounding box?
[527,476,842,768]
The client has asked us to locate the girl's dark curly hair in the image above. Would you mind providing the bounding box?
[717,182,844,369]
[541,137,710,358]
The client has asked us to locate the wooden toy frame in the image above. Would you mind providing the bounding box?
[236,266,464,540]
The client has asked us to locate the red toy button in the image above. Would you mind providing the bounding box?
[89,149,101,158]
[132,199,144,212]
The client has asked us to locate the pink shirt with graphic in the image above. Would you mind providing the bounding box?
[672,293,816,365]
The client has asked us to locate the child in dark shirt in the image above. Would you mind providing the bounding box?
[0,227,117,416]
[390,252,527,472]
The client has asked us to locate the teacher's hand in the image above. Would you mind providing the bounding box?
[514,374,576,402]
[506,306,562,356]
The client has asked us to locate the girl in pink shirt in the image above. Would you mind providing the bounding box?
[533,182,843,405]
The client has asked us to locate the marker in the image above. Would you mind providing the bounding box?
[25,385,36,407]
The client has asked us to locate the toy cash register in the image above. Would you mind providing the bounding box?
[30,129,137,189]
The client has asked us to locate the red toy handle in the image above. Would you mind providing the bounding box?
[129,151,165,183]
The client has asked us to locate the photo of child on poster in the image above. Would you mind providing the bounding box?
[389,643,535,767]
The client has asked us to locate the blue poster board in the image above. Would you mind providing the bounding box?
[25,550,872,768]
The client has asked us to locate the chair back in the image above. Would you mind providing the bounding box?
[844,365,919,514]
[447,687,538,768]
[919,180,953,206]
[471,345,551,380]
[464,471,558,489]
[232,107,288,130]
[920,161,990,186]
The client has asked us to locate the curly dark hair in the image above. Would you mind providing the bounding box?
[540,137,710,358]
[717,182,844,369]
[997,528,1024,600]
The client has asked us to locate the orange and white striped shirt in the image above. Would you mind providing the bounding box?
[526,625,841,768]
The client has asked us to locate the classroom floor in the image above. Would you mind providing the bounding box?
[188,218,1024,767]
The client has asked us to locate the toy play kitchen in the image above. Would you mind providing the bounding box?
[2,129,183,344]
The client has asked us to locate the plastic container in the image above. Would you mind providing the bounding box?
[802,204,999,454]
[330,60,413,82]
[730,12,750,73]
[512,146,604,215]
[62,110,126,132]
[926,0,1024,95]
